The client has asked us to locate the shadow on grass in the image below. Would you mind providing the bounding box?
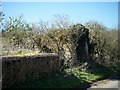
[7,60,120,89]
[86,60,114,78]
[9,72,90,89]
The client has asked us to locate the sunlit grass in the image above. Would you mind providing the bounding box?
[1,53,41,57]
[12,69,103,88]
[65,69,102,83]
[1,52,57,58]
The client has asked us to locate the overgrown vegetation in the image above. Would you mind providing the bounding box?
[1,13,119,88]
[85,22,119,67]
[11,66,115,88]
[11,69,103,88]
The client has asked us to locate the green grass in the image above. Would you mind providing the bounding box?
[7,58,115,88]
[11,73,83,88]
[11,69,103,88]
[65,69,102,83]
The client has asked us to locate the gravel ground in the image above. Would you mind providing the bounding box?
[87,79,120,90]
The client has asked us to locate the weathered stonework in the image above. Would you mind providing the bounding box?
[2,53,61,88]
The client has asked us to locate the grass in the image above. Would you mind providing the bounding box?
[86,62,114,78]
[11,72,83,88]
[1,52,56,58]
[1,53,40,57]
[3,53,115,88]
[11,68,103,88]
[65,69,102,83]
[4,53,114,88]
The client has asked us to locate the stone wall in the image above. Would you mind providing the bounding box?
[2,53,61,88]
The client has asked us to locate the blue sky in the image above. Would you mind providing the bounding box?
[2,2,118,28]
